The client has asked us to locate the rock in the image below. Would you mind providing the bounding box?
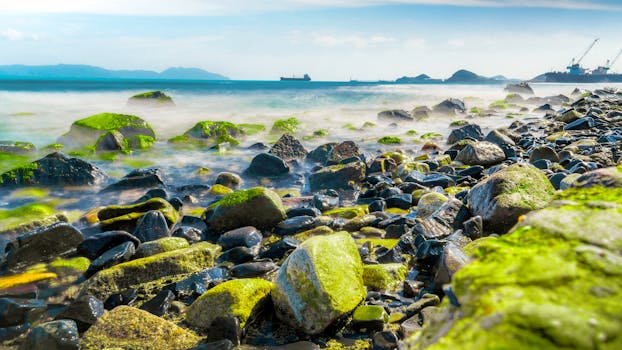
[81,306,201,350]
[456,141,506,166]
[385,194,412,209]
[206,317,241,346]
[272,232,365,335]
[287,206,322,218]
[377,110,413,122]
[96,198,179,233]
[416,192,449,219]
[194,339,235,350]
[217,226,262,250]
[327,141,360,164]
[308,161,366,191]
[373,330,399,350]
[101,168,164,192]
[467,163,555,234]
[3,222,83,269]
[163,267,227,298]
[504,82,534,95]
[275,215,320,236]
[434,242,470,285]
[405,186,622,349]
[134,237,189,258]
[362,263,407,291]
[530,145,559,163]
[572,166,622,188]
[229,261,278,278]
[433,98,466,115]
[564,116,594,130]
[269,134,308,161]
[0,298,46,327]
[203,187,287,233]
[79,242,221,300]
[307,143,336,164]
[19,320,79,350]
[86,241,136,276]
[128,90,175,106]
[78,231,140,260]
[351,305,389,332]
[0,152,107,187]
[133,210,170,242]
[55,295,104,332]
[447,124,483,144]
[0,141,35,155]
[259,237,299,260]
[186,278,272,331]
[412,198,470,239]
[140,289,175,316]
[214,172,242,189]
[484,129,515,147]
[246,153,289,177]
[405,293,440,316]
[170,121,243,147]
[58,113,155,151]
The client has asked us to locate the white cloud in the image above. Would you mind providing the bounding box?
[0,0,618,16]
[311,33,396,48]
[447,39,465,48]
[404,38,426,49]
[1,28,40,41]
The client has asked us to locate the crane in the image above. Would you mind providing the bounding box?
[592,48,622,75]
[609,48,622,69]
[567,38,599,75]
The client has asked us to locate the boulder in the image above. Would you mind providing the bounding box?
[55,295,105,332]
[203,187,287,233]
[96,198,179,233]
[58,113,155,151]
[272,232,365,335]
[186,278,272,331]
[169,121,243,147]
[81,306,201,350]
[308,161,366,191]
[504,82,534,95]
[269,134,308,161]
[467,163,554,234]
[447,124,483,144]
[456,141,506,166]
[308,143,337,164]
[327,141,361,164]
[0,152,107,187]
[246,153,289,177]
[19,320,80,350]
[127,90,175,106]
[378,110,414,122]
[433,98,466,115]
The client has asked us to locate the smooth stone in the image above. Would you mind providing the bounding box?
[447,124,483,144]
[214,172,242,189]
[217,226,262,250]
[484,129,515,147]
[275,215,319,236]
[207,316,241,346]
[19,320,79,350]
[433,98,466,115]
[564,117,594,130]
[529,145,559,163]
[308,161,366,191]
[0,298,46,327]
[133,236,189,258]
[140,289,175,316]
[163,267,227,298]
[286,207,322,218]
[416,192,448,219]
[456,141,506,166]
[412,198,470,240]
[133,210,170,243]
[103,288,138,310]
[101,168,164,193]
[229,261,278,278]
[352,305,389,332]
[258,238,299,260]
[217,246,256,264]
[246,153,289,177]
[385,194,412,210]
[78,231,140,260]
[55,295,105,332]
[86,241,136,277]
[327,141,361,165]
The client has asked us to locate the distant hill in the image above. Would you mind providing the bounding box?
[395,74,442,83]
[445,69,498,83]
[0,64,229,80]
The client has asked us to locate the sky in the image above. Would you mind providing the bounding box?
[1,0,622,81]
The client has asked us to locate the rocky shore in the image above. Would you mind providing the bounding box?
[1,87,622,349]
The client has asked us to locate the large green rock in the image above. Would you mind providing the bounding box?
[127,90,175,106]
[169,121,244,147]
[203,187,286,233]
[467,163,554,234]
[58,113,155,152]
[96,197,179,232]
[272,232,365,335]
[81,306,200,350]
[406,185,622,350]
[79,242,220,300]
[186,278,273,330]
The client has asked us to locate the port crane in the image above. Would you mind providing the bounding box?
[593,48,622,75]
[567,38,599,75]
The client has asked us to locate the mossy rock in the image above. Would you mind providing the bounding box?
[96,198,179,232]
[324,205,369,219]
[271,117,301,134]
[362,263,407,291]
[238,123,266,135]
[203,187,286,233]
[79,242,221,300]
[170,121,244,147]
[58,113,155,152]
[186,278,273,330]
[378,136,402,145]
[0,140,36,155]
[272,232,366,335]
[82,306,200,350]
[0,271,57,290]
[406,185,622,350]
[308,161,366,191]
[127,90,175,106]
[134,237,189,259]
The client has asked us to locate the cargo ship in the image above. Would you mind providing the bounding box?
[534,39,622,83]
[280,74,311,81]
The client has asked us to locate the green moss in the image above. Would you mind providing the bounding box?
[356,238,399,250]
[48,257,90,273]
[238,123,266,135]
[406,130,418,136]
[127,135,155,149]
[314,129,329,136]
[378,136,402,144]
[10,112,36,117]
[168,135,190,144]
[10,187,48,199]
[129,91,173,103]
[183,121,242,146]
[271,117,301,133]
[121,158,155,169]
[420,132,442,140]
[449,120,469,127]
[135,237,190,258]
[324,205,369,219]
[489,100,508,110]
[43,143,64,151]
[363,122,376,128]
[82,306,201,350]
[362,263,407,291]
[186,278,273,330]
[0,202,56,231]
[207,187,266,210]
[97,198,179,231]
[343,123,359,131]
[74,113,154,133]
[353,305,389,322]
[469,107,482,114]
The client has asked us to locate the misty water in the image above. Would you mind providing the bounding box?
[1,80,620,213]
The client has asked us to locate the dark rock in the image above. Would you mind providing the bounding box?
[133,210,170,242]
[229,261,278,278]
[351,305,388,332]
[172,226,203,243]
[164,267,227,298]
[372,330,399,350]
[307,143,336,164]
[312,193,339,211]
[414,173,456,188]
[0,152,107,187]
[206,316,241,346]
[378,109,413,122]
[55,295,104,332]
[385,194,412,209]
[484,129,515,147]
[19,320,79,350]
[505,82,534,95]
[309,161,366,191]
[269,134,308,161]
[327,141,360,165]
[412,198,470,240]
[287,206,322,218]
[456,141,506,166]
[564,117,594,130]
[193,339,234,350]
[96,131,125,152]
[0,323,30,342]
[140,289,175,316]
[275,216,319,236]
[0,298,46,327]
[101,168,164,193]
[0,141,35,155]
[447,124,483,144]
[369,199,386,213]
[246,153,289,177]
[217,226,262,250]
[3,222,83,269]
[86,241,136,276]
[433,98,466,115]
[103,288,138,310]
[217,246,256,264]
[259,237,299,260]
[405,293,440,316]
[78,231,139,260]
[529,145,559,163]
[463,216,483,239]
[434,242,469,285]
[134,188,168,204]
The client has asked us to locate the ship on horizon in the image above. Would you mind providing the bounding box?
[280,74,311,81]
[534,39,622,83]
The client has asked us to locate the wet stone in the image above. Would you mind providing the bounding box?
[217,226,262,250]
[164,267,227,298]
[0,298,47,327]
[352,305,389,332]
[103,288,138,310]
[275,215,319,236]
[259,238,299,260]
[19,320,79,350]
[217,246,256,264]
[102,168,164,193]
[207,316,241,346]
[86,241,136,277]
[286,206,322,218]
[140,289,175,316]
[229,261,278,278]
[247,153,289,177]
[55,295,104,332]
[133,210,170,243]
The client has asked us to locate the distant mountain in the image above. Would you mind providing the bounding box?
[445,69,498,83]
[0,64,229,80]
[395,74,442,83]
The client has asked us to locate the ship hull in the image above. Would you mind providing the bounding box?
[280,77,310,81]
[543,72,622,83]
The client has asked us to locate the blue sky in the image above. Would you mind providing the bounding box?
[1,0,621,80]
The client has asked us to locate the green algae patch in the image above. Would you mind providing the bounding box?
[272,232,366,335]
[238,123,266,135]
[378,136,402,144]
[48,256,90,274]
[406,186,622,350]
[357,238,399,250]
[186,278,273,330]
[210,183,233,195]
[271,117,301,134]
[10,187,49,199]
[128,90,174,105]
[82,306,201,350]
[134,237,190,259]
[449,120,469,127]
[324,205,369,219]
[0,202,56,232]
[171,121,244,148]
[363,263,407,291]
[96,197,179,232]
[420,132,442,140]
[80,242,221,300]
[74,113,153,132]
